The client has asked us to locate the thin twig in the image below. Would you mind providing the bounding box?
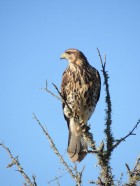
[44,81,73,114]
[125,164,131,175]
[112,119,140,150]
[0,143,35,186]
[52,83,63,99]
[97,48,106,70]
[117,173,124,186]
[52,83,73,114]
[48,175,64,185]
[42,80,62,101]
[32,175,38,186]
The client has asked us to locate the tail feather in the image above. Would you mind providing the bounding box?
[67,119,87,162]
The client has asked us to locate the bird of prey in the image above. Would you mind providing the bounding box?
[61,49,101,162]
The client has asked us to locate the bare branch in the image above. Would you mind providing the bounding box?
[55,176,61,186]
[117,173,124,186]
[112,119,140,150]
[52,83,63,99]
[48,174,64,185]
[97,48,106,70]
[42,80,62,101]
[0,143,36,186]
[126,164,131,175]
[52,82,74,115]
[32,175,38,186]
[33,113,83,186]
[73,164,86,186]
[89,180,96,184]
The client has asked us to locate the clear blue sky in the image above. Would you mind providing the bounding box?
[0,1,140,185]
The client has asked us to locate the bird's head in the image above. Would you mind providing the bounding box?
[60,49,87,65]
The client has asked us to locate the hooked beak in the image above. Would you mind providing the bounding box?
[60,53,66,60]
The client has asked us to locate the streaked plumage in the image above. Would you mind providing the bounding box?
[61,49,101,162]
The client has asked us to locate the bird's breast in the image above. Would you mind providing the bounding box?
[62,64,100,122]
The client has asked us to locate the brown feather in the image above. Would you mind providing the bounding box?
[61,49,101,162]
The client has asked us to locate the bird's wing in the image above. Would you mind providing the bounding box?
[61,70,70,128]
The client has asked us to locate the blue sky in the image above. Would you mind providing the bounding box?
[0,0,140,185]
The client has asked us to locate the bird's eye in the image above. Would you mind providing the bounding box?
[66,51,71,54]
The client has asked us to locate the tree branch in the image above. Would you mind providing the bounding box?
[42,80,62,102]
[112,119,140,150]
[97,48,114,185]
[0,143,36,186]
[33,113,83,186]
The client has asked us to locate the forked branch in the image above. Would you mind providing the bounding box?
[0,143,37,186]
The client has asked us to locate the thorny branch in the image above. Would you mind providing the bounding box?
[97,48,106,70]
[97,48,114,154]
[97,48,114,185]
[0,143,37,186]
[96,49,140,185]
[33,113,83,186]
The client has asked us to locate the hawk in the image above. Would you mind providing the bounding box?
[61,49,101,162]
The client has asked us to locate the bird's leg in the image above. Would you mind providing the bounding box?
[79,120,90,133]
[73,111,90,133]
